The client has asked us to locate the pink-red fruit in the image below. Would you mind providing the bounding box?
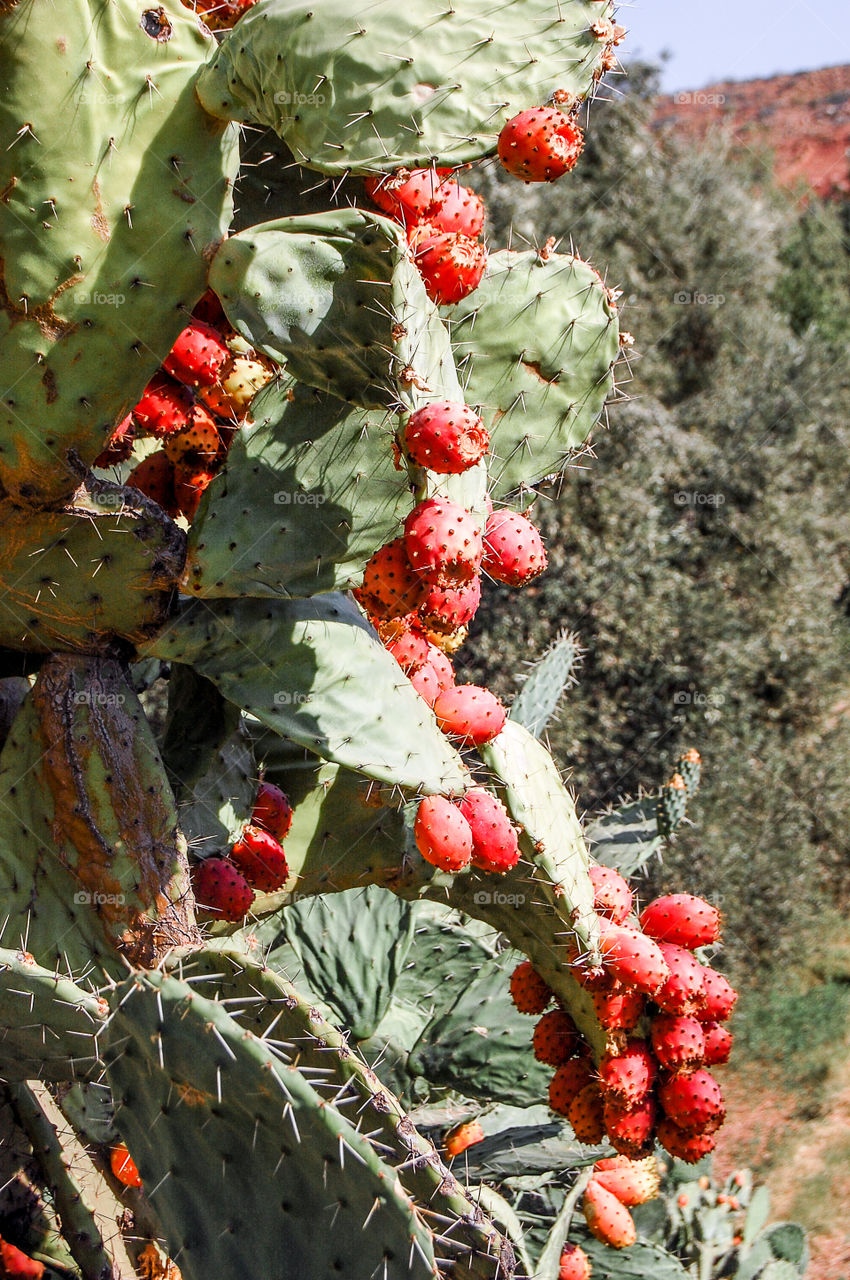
[549,1057,594,1116]
[403,401,489,474]
[657,1117,717,1163]
[697,968,738,1022]
[444,1120,484,1157]
[639,893,721,950]
[365,168,444,226]
[593,1155,660,1206]
[412,228,487,305]
[650,1014,706,1071]
[509,961,553,1015]
[597,919,671,996]
[251,781,293,842]
[419,577,481,630]
[498,108,585,183]
[603,1095,657,1157]
[414,796,473,872]
[598,1039,656,1105]
[431,181,486,237]
[192,857,254,921]
[702,1022,733,1066]
[583,1180,637,1249]
[231,824,289,892]
[659,1069,725,1134]
[532,1009,580,1066]
[558,1244,591,1280]
[459,788,519,872]
[404,498,483,584]
[593,984,645,1032]
[568,1083,606,1145]
[482,510,547,587]
[655,943,707,1015]
[433,685,506,746]
[589,864,633,923]
[163,320,231,388]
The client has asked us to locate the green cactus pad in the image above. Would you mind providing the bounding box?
[143,593,469,794]
[209,210,461,408]
[103,968,438,1280]
[584,797,664,879]
[657,775,689,839]
[197,0,613,174]
[407,948,551,1106]
[183,380,410,598]
[0,947,105,1082]
[162,948,518,1278]
[161,666,256,856]
[510,631,581,740]
[0,0,239,505]
[674,750,702,799]
[0,483,185,654]
[0,656,196,976]
[446,250,620,499]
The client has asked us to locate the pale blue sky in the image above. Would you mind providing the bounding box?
[621,0,850,92]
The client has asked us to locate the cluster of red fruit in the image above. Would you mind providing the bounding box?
[510,885,737,1165]
[355,399,549,876]
[364,168,487,306]
[190,781,293,922]
[95,291,272,522]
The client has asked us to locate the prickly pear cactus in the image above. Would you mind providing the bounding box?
[0,2,754,1277]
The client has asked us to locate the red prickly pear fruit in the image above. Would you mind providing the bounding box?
[364,168,444,226]
[200,354,273,418]
[191,287,229,329]
[696,968,738,1022]
[411,228,487,305]
[192,857,255,921]
[404,497,483,584]
[251,781,293,842]
[582,1179,637,1249]
[593,1155,660,1206]
[598,1039,656,1106]
[444,1119,484,1157]
[639,893,721,950]
[386,627,431,674]
[132,372,194,437]
[531,1008,580,1066]
[360,538,425,619]
[509,960,553,1015]
[409,661,440,705]
[659,1069,725,1134]
[431,180,486,237]
[93,414,135,467]
[173,461,217,521]
[498,108,585,183]
[0,1237,45,1278]
[558,1243,592,1280]
[110,1143,143,1188]
[593,984,645,1031]
[231,823,289,893]
[657,1117,717,1164]
[654,943,707,1016]
[433,684,506,746]
[163,319,231,388]
[458,787,519,873]
[549,1057,594,1116]
[702,1022,733,1066]
[602,1094,657,1157]
[126,451,180,519]
[163,408,222,465]
[597,918,671,996]
[568,1083,606,1144]
[589,865,633,924]
[413,796,473,872]
[425,645,455,692]
[482,510,547,587]
[650,1014,706,1072]
[403,400,489,474]
[419,576,481,631]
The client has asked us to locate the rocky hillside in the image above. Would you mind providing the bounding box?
[654,63,850,198]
